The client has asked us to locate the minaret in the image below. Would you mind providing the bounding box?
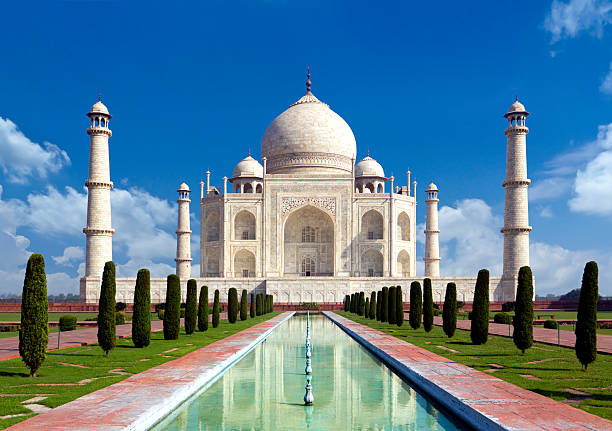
[424,182,440,277]
[83,98,114,278]
[501,99,531,300]
[175,182,192,279]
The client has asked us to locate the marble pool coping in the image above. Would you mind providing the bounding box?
[324,311,612,431]
[7,312,294,431]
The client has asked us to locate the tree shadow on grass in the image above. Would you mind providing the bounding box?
[48,352,100,357]
[0,370,30,377]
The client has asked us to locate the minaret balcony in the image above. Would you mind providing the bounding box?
[86,127,112,137]
[85,180,114,189]
[504,125,529,135]
[502,179,531,187]
[500,226,532,234]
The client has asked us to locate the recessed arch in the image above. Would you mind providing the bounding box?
[234,249,255,277]
[205,210,220,242]
[397,212,410,241]
[397,250,411,276]
[234,210,256,240]
[361,249,383,277]
[361,209,383,241]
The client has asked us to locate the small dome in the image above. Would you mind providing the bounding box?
[232,155,263,179]
[355,155,385,178]
[178,182,190,192]
[89,100,110,116]
[426,182,438,192]
[506,99,527,116]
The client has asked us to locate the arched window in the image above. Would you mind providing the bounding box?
[243,183,253,193]
[397,212,410,241]
[365,183,375,193]
[361,210,383,240]
[255,184,263,193]
[397,250,411,276]
[205,211,220,242]
[377,183,384,193]
[234,210,256,240]
[301,257,315,276]
[302,226,316,243]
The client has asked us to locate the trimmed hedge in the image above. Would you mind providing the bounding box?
[59,315,77,332]
[409,281,422,329]
[442,282,457,338]
[423,278,433,332]
[376,291,381,321]
[98,261,117,355]
[198,286,209,332]
[256,293,262,316]
[381,287,389,322]
[544,319,558,329]
[513,266,534,354]
[115,313,126,325]
[365,297,370,318]
[185,279,197,335]
[250,293,255,318]
[228,288,238,323]
[212,289,220,328]
[396,286,404,327]
[388,286,397,324]
[163,274,181,340]
[240,289,248,321]
[470,269,489,345]
[494,312,512,325]
[576,261,598,370]
[369,291,376,320]
[358,292,365,316]
[132,269,151,347]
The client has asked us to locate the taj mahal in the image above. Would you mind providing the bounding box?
[80,72,532,305]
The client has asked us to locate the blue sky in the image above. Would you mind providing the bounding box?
[0,0,611,296]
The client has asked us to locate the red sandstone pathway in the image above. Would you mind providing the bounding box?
[7,312,292,431]
[0,313,228,362]
[328,312,612,431]
[432,316,612,354]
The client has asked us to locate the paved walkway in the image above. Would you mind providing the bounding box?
[0,313,228,362]
[7,312,292,430]
[328,312,612,431]
[432,316,612,354]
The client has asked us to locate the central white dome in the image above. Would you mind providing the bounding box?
[261,90,356,175]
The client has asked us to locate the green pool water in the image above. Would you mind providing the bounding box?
[152,315,465,430]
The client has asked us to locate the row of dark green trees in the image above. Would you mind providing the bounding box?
[18,255,274,376]
[342,262,599,370]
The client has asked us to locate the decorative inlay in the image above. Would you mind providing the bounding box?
[281,197,336,216]
[267,152,353,173]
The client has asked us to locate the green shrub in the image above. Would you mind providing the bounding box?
[132,269,151,347]
[115,302,127,312]
[256,293,262,316]
[198,286,209,332]
[470,269,489,345]
[59,315,77,332]
[381,287,389,322]
[502,301,516,312]
[457,301,465,310]
[396,286,404,327]
[212,289,220,328]
[365,297,370,318]
[97,261,117,355]
[163,274,181,340]
[513,266,534,354]
[115,313,126,325]
[388,286,397,324]
[433,309,440,317]
[409,281,422,329]
[350,293,355,313]
[185,279,197,334]
[240,289,248,321]
[376,291,381,321]
[250,293,255,318]
[494,312,512,325]
[369,292,376,319]
[576,261,598,370]
[423,278,433,332]
[267,295,273,313]
[442,282,457,338]
[296,302,321,310]
[544,320,558,329]
[157,309,165,320]
[228,288,238,323]
[19,254,48,376]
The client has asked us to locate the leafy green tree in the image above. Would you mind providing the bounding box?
[19,253,48,376]
[132,269,151,347]
[256,293,262,316]
[388,286,397,324]
[513,266,534,354]
[228,288,238,323]
[470,269,489,345]
[576,261,598,370]
[197,286,209,331]
[240,289,248,321]
[381,287,389,322]
[409,281,422,329]
[376,291,381,321]
[423,278,434,332]
[369,292,376,319]
[442,282,457,338]
[163,274,181,340]
[250,293,255,318]
[98,261,117,354]
[396,286,404,327]
[185,279,197,335]
[212,289,220,328]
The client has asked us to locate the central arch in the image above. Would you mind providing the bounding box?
[283,205,334,276]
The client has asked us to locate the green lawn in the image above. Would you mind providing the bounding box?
[0,326,90,339]
[336,311,612,421]
[0,312,280,429]
[0,313,101,322]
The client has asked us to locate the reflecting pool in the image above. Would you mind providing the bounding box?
[152,315,464,430]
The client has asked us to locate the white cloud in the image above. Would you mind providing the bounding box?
[539,206,554,218]
[0,117,70,184]
[544,0,612,42]
[530,177,573,202]
[600,61,612,94]
[52,246,84,266]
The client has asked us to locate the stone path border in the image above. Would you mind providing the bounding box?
[6,312,293,430]
[431,316,612,355]
[325,312,612,431]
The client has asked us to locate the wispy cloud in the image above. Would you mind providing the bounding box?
[544,0,612,43]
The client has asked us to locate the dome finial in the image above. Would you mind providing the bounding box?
[366,148,370,157]
[515,93,518,102]
[306,66,311,93]
[248,147,251,157]
[98,93,101,101]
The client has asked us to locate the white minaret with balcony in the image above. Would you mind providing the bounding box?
[501,99,532,300]
[424,182,440,277]
[175,182,192,279]
[83,98,114,278]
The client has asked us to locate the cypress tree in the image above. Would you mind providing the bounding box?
[19,253,48,376]
[228,288,238,323]
[240,289,248,321]
[250,293,255,318]
[576,261,598,370]
[365,297,370,318]
[132,269,151,347]
[264,294,268,314]
[388,286,397,324]
[396,286,404,327]
[212,289,220,328]
[256,293,262,316]
[185,279,197,335]
[442,282,457,338]
[197,286,209,331]
[470,269,490,345]
[359,292,365,316]
[349,293,354,313]
[344,295,350,312]
[423,278,434,332]
[381,287,389,322]
[409,281,422,329]
[98,261,117,355]
[163,274,181,340]
[513,266,534,354]
[269,295,274,312]
[369,292,376,319]
[376,290,381,321]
